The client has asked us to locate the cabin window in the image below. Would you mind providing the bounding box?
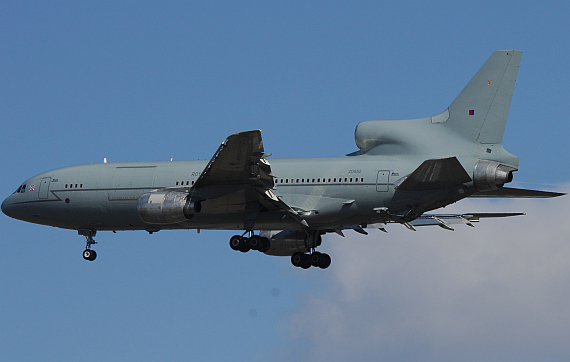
[285,179,288,183]
[312,179,315,183]
[80,184,83,188]
[296,179,299,183]
[361,178,364,182]
[328,178,331,183]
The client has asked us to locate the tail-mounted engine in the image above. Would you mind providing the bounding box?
[137,191,201,225]
[473,160,517,192]
[259,230,321,256]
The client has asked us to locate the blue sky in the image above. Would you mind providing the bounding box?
[1,1,569,361]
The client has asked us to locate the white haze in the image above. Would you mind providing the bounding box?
[280,187,570,362]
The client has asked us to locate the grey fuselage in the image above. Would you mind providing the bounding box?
[2,152,495,233]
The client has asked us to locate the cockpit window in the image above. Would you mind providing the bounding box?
[15,184,26,194]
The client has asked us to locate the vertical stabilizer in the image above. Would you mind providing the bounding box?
[446,50,521,144]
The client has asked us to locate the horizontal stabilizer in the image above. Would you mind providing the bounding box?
[397,157,472,191]
[470,187,565,198]
[411,212,525,228]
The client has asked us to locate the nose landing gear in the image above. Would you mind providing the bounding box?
[79,229,97,261]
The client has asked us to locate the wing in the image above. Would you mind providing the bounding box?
[193,130,272,189]
[191,130,308,229]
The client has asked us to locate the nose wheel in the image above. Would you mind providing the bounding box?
[83,249,97,261]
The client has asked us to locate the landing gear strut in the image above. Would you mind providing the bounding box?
[80,230,97,261]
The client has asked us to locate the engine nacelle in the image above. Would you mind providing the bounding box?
[473,160,516,192]
[137,191,201,225]
[259,230,322,256]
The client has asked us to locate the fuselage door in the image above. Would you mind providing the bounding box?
[39,177,51,199]
[376,170,389,192]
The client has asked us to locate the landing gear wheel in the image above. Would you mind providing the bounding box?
[310,252,323,267]
[291,252,304,267]
[300,254,311,269]
[319,253,331,269]
[83,249,97,261]
[258,237,270,253]
[229,235,242,251]
[248,235,261,251]
[238,237,250,253]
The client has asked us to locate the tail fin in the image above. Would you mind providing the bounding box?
[445,50,521,144]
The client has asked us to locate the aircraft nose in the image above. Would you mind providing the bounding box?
[2,196,17,219]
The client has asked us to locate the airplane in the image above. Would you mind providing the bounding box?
[2,50,564,269]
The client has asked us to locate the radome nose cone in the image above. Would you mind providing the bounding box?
[2,198,10,216]
[2,196,16,219]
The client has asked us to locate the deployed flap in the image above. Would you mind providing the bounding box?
[397,157,472,191]
[469,187,565,198]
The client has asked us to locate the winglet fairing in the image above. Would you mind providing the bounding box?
[2,50,563,269]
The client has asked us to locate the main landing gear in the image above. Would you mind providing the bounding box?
[229,234,270,253]
[80,230,97,261]
[291,251,331,269]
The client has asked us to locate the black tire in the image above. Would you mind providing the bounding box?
[291,252,304,267]
[229,235,242,251]
[300,254,311,269]
[310,252,322,267]
[319,253,331,269]
[238,237,250,253]
[83,249,96,261]
[248,235,261,251]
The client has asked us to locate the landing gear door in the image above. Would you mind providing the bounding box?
[376,170,390,192]
[39,177,51,199]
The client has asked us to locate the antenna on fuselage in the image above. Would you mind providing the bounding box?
[104,158,107,164]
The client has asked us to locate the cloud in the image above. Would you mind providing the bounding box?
[282,188,570,362]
